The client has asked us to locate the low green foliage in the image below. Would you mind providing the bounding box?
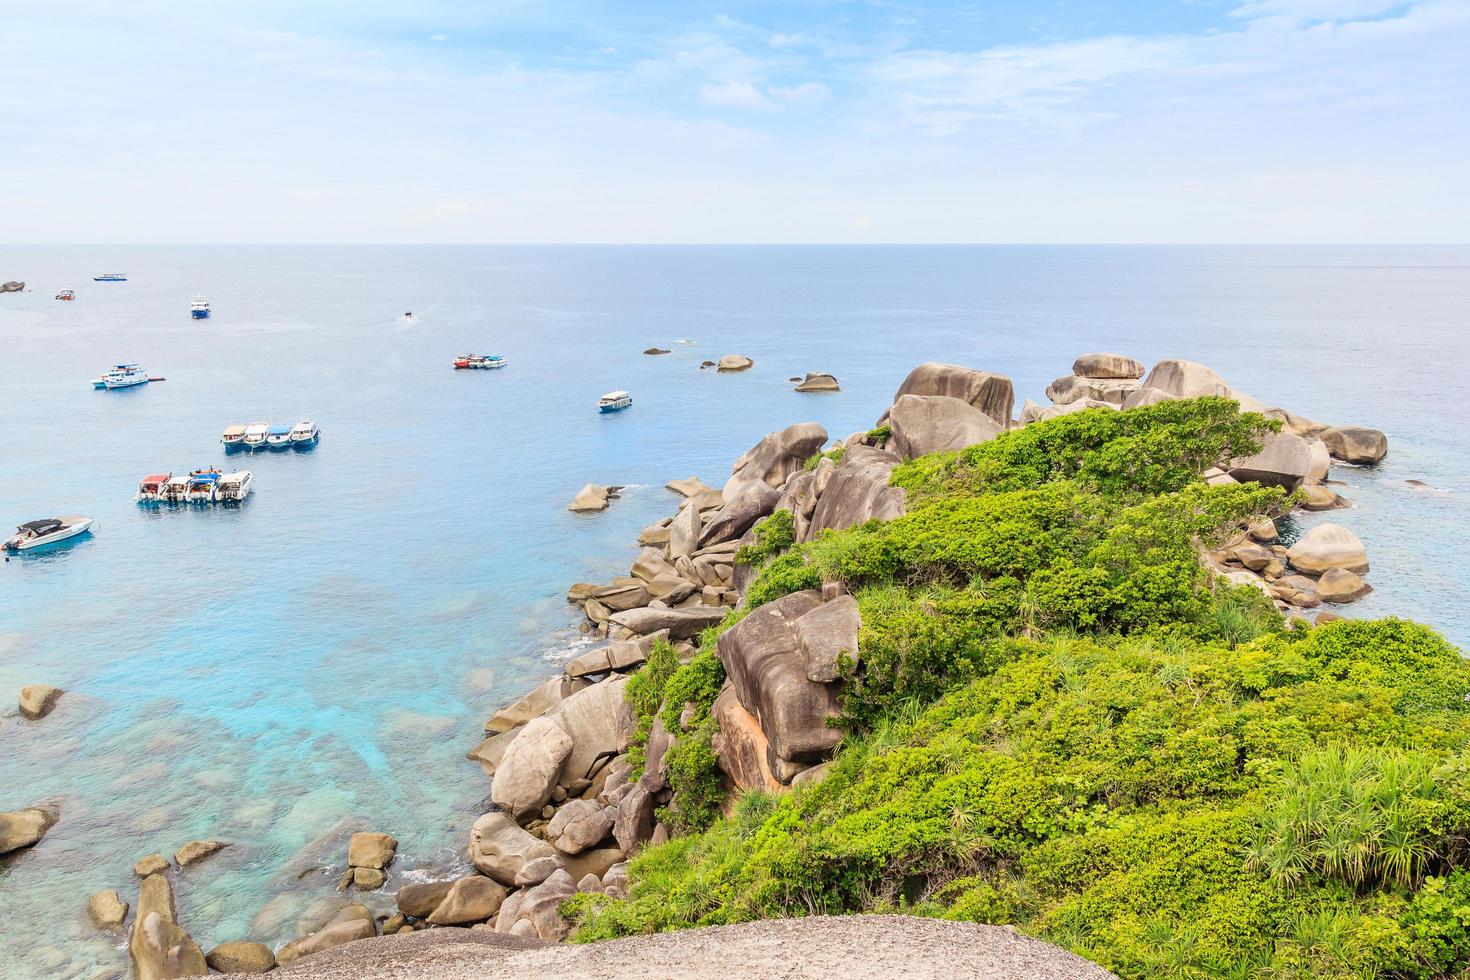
[735,509,796,567]
[867,424,892,447]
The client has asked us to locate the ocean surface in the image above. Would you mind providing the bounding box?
[1,245,1467,977]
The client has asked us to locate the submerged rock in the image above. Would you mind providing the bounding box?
[88,889,129,930]
[174,840,229,868]
[133,853,169,877]
[19,684,63,720]
[568,484,611,513]
[0,804,59,855]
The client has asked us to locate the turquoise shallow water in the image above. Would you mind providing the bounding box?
[1,245,1468,976]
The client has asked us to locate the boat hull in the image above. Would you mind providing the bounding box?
[5,520,94,552]
[104,378,149,389]
[191,310,210,319]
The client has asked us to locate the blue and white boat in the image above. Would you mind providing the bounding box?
[288,420,320,447]
[93,273,127,282]
[92,364,150,389]
[191,296,211,319]
[597,390,633,413]
[185,470,222,504]
[265,424,293,449]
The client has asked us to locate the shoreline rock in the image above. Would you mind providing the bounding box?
[19,684,63,720]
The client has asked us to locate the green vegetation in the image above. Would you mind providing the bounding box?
[583,398,1470,979]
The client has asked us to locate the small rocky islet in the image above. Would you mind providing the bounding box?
[3,352,1400,976]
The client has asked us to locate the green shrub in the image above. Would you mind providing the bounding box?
[735,509,796,567]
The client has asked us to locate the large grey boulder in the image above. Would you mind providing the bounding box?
[491,717,574,821]
[568,484,610,513]
[886,362,1014,427]
[804,446,907,541]
[1287,524,1370,576]
[395,880,453,918]
[502,868,578,941]
[0,804,59,855]
[795,594,861,683]
[485,676,589,734]
[1044,375,1141,406]
[426,874,509,925]
[275,903,375,966]
[547,676,629,785]
[668,499,702,559]
[204,941,275,975]
[469,811,562,885]
[128,874,208,980]
[0,281,22,293]
[667,476,712,498]
[1038,398,1117,421]
[608,606,725,640]
[1321,425,1389,465]
[1122,387,1179,410]
[701,481,781,547]
[886,394,1003,461]
[712,688,782,793]
[1228,431,1312,490]
[716,591,843,765]
[547,799,615,854]
[1316,568,1373,603]
[612,785,657,852]
[1141,359,1232,399]
[724,423,828,498]
[564,635,659,678]
[1305,438,1331,483]
[1073,353,1145,380]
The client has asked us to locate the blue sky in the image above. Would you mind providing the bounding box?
[2,1,1466,242]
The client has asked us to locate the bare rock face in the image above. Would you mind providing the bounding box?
[469,811,561,886]
[701,481,781,547]
[804,446,907,542]
[1122,387,1179,410]
[485,676,589,734]
[564,637,653,679]
[608,606,726,640]
[716,591,844,767]
[711,688,783,794]
[275,903,375,966]
[717,354,754,373]
[667,476,712,497]
[1304,438,1331,483]
[1316,567,1373,603]
[498,868,578,941]
[0,804,60,855]
[396,880,453,918]
[1228,430,1313,490]
[1140,359,1232,399]
[491,717,575,821]
[19,684,63,720]
[128,874,207,980]
[569,484,611,513]
[1072,352,1145,380]
[1286,523,1370,576]
[724,422,828,499]
[426,874,509,925]
[886,394,1003,461]
[612,786,657,852]
[1038,398,1117,422]
[1044,375,1141,406]
[1321,425,1389,465]
[548,799,615,854]
[174,840,229,868]
[887,362,1014,427]
[668,499,703,559]
[204,941,275,974]
[547,676,630,786]
[795,594,861,683]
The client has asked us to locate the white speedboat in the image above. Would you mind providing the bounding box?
[288,420,320,447]
[185,469,221,504]
[241,422,269,451]
[216,471,253,502]
[222,424,248,449]
[136,473,171,503]
[4,516,95,552]
[159,474,191,503]
[598,390,632,413]
[265,424,293,448]
[93,364,150,389]
[191,296,211,319]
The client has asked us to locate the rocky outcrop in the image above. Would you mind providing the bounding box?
[277,903,376,966]
[0,804,59,855]
[134,853,169,877]
[724,423,828,498]
[1321,425,1389,465]
[717,355,754,372]
[491,717,574,821]
[1287,523,1370,575]
[608,606,726,640]
[1227,431,1312,490]
[129,874,207,980]
[469,811,562,885]
[547,799,614,854]
[174,839,228,868]
[0,282,23,293]
[547,676,629,785]
[568,484,611,513]
[886,394,1003,461]
[666,476,712,498]
[205,942,275,974]
[1140,359,1232,399]
[485,676,588,734]
[794,594,860,683]
[88,889,129,930]
[426,874,509,926]
[19,684,63,720]
[804,446,907,541]
[711,688,783,794]
[1073,352,1145,379]
[396,881,453,918]
[496,868,578,941]
[887,362,1014,427]
[643,348,671,355]
[1316,567,1373,603]
[701,482,781,547]
[1122,387,1178,409]
[794,372,840,392]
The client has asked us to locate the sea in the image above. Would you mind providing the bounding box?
[1,245,1467,977]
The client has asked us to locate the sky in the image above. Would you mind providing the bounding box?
[1,0,1467,243]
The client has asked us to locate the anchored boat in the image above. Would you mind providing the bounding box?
[191,296,211,319]
[454,354,507,369]
[216,471,253,502]
[288,420,320,447]
[186,469,222,504]
[159,474,191,503]
[4,516,95,552]
[93,273,127,282]
[265,424,293,449]
[137,473,172,502]
[597,390,633,413]
[92,364,150,389]
[221,424,248,449]
[241,422,269,451]
[55,289,75,301]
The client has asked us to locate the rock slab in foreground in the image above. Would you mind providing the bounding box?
[129,873,207,980]
[888,362,1014,427]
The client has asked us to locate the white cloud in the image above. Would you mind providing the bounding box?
[700,80,776,110]
[429,33,448,42]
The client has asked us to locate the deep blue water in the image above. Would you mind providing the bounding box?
[1,245,1467,976]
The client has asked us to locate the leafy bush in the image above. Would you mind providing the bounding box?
[735,509,796,567]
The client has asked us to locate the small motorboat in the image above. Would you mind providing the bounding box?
[454,354,507,369]
[265,424,293,448]
[191,296,211,319]
[185,469,222,504]
[159,474,191,503]
[93,273,127,282]
[4,516,95,552]
[288,420,320,447]
[55,289,75,301]
[241,422,269,451]
[216,471,253,502]
[221,424,248,449]
[92,364,150,389]
[598,390,633,413]
[136,473,172,503]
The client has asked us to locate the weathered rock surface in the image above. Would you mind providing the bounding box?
[427,874,509,925]
[1305,438,1331,483]
[174,839,229,868]
[667,498,702,559]
[608,606,726,640]
[547,798,614,854]
[886,394,1003,461]
[1122,387,1179,410]
[711,687,782,794]
[643,347,671,355]
[491,717,574,821]
[1141,359,1232,399]
[499,869,578,941]
[88,889,129,930]
[1073,353,1145,380]
[485,676,588,733]
[396,880,453,918]
[347,832,396,870]
[129,873,207,980]
[564,637,652,679]
[804,446,906,541]
[1228,430,1312,490]
[887,362,1014,427]
[701,481,781,547]
[724,422,828,499]
[1287,523,1370,575]
[547,676,629,785]
[1038,398,1116,422]
[717,355,754,372]
[134,853,169,877]
[568,484,610,513]
[469,811,561,886]
[794,372,840,392]
[794,594,860,683]
[277,903,376,966]
[1316,568,1373,603]
[612,785,657,852]
[205,941,275,974]
[1322,425,1389,465]
[0,804,59,855]
[666,476,712,498]
[1044,375,1141,406]
[19,684,63,720]
[0,282,22,293]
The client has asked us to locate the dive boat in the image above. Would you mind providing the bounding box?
[288,420,320,447]
[241,422,269,451]
[454,354,507,369]
[93,273,127,282]
[136,473,171,502]
[92,364,150,389]
[597,390,633,413]
[221,424,248,449]
[216,471,253,502]
[265,424,293,448]
[185,469,221,504]
[4,516,95,552]
[55,289,75,301]
[159,474,191,503]
[191,296,211,319]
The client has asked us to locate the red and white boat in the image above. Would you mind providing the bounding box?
[453,353,507,370]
